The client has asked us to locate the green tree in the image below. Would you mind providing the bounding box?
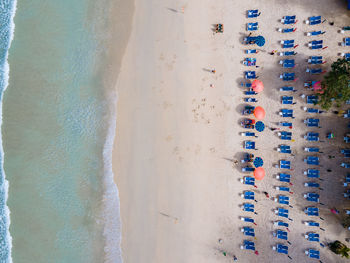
[318,59,350,110]
[329,240,350,258]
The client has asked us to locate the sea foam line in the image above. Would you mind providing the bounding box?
[102,90,123,263]
[0,0,18,262]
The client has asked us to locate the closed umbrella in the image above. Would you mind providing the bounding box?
[253,157,264,167]
[254,106,265,120]
[254,167,265,180]
[255,121,265,132]
[252,79,264,93]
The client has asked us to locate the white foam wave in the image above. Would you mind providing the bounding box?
[102,90,123,263]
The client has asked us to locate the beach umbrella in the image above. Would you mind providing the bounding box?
[255,121,265,132]
[254,106,265,120]
[253,157,264,168]
[252,79,264,93]
[255,36,265,47]
[254,167,265,180]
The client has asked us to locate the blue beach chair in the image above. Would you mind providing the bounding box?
[280,86,296,92]
[279,160,291,169]
[242,191,255,200]
[304,169,320,178]
[304,206,319,216]
[342,37,350,46]
[241,176,255,185]
[280,72,295,81]
[241,240,255,251]
[342,53,350,61]
[305,232,320,242]
[305,249,320,259]
[278,145,291,154]
[280,59,295,68]
[304,221,320,227]
[281,15,296,24]
[247,10,260,18]
[306,95,318,104]
[247,22,258,31]
[281,96,294,105]
[303,107,323,114]
[276,186,291,193]
[243,203,255,212]
[306,68,323,75]
[275,195,290,205]
[304,118,320,127]
[304,147,319,153]
[277,173,291,183]
[306,16,322,25]
[341,163,350,168]
[304,182,320,188]
[244,141,256,150]
[246,49,257,54]
[273,229,288,240]
[279,109,294,118]
[281,40,295,48]
[241,216,255,224]
[279,122,293,128]
[279,51,296,56]
[242,166,255,172]
[307,30,325,36]
[244,90,257,95]
[304,156,319,165]
[304,132,319,141]
[274,221,289,227]
[241,132,256,137]
[304,192,319,203]
[278,28,296,33]
[273,244,288,254]
[245,71,256,79]
[308,56,323,64]
[241,227,255,237]
[275,208,289,218]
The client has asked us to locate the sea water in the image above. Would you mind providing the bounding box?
[0,0,123,262]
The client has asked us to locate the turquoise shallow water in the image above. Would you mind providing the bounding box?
[1,0,122,262]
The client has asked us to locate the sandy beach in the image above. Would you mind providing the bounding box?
[113,0,350,262]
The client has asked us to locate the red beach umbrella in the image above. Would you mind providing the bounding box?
[252,79,264,93]
[254,106,266,120]
[254,167,265,180]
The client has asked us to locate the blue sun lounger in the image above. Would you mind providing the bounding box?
[279,160,291,169]
[279,28,295,33]
[304,132,319,141]
[273,229,288,240]
[305,147,319,152]
[309,40,323,46]
[304,107,322,114]
[305,232,320,242]
[305,221,319,227]
[242,227,255,237]
[245,71,256,79]
[243,203,255,212]
[310,44,323,50]
[307,95,318,104]
[242,176,255,185]
[306,249,320,259]
[306,16,321,25]
[304,156,319,165]
[305,118,320,127]
[241,216,255,224]
[276,195,290,205]
[280,72,295,81]
[280,86,296,92]
[247,10,260,18]
[279,109,294,118]
[341,149,350,155]
[342,37,350,46]
[278,145,291,154]
[281,15,296,24]
[241,82,252,88]
[281,40,295,48]
[246,49,257,54]
[241,240,255,250]
[280,51,296,56]
[276,186,291,193]
[242,166,255,172]
[306,68,323,75]
[308,56,323,64]
[244,141,255,149]
[277,173,291,183]
[247,22,258,31]
[345,136,350,143]
[343,53,350,61]
[304,192,319,203]
[275,208,289,218]
[279,131,292,139]
[344,109,350,118]
[307,30,324,36]
[304,169,320,178]
[273,244,288,254]
[242,191,255,200]
[341,163,350,168]
[274,221,289,227]
[305,206,319,216]
[282,96,294,104]
[244,90,257,95]
[304,182,320,188]
[279,122,293,127]
[280,59,295,68]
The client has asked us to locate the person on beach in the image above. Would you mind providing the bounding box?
[263,191,269,198]
[233,255,238,261]
[269,50,276,55]
[211,69,216,74]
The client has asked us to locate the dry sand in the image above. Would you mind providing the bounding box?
[113,0,350,262]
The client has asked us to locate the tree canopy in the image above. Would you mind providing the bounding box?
[318,59,350,110]
[329,240,350,258]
